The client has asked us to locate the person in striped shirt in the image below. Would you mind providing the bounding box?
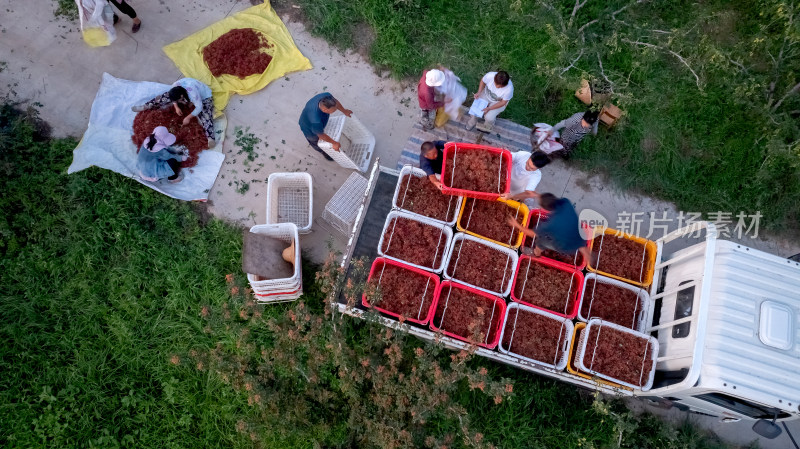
[547,109,600,157]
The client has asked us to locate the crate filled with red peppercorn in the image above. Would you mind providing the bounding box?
[588,227,657,287]
[524,209,592,269]
[362,258,439,325]
[511,255,584,319]
[440,143,511,200]
[566,322,630,389]
[393,165,462,226]
[430,281,506,349]
[457,197,529,249]
[499,303,573,370]
[378,211,453,273]
[444,233,518,297]
[577,319,659,390]
[579,273,652,332]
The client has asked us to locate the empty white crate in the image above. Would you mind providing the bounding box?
[323,172,368,235]
[318,114,375,172]
[266,172,313,234]
[393,165,462,227]
[246,223,302,301]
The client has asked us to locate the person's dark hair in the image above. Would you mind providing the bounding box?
[494,71,510,87]
[168,86,189,103]
[319,95,337,109]
[531,151,551,169]
[583,109,600,125]
[138,132,157,154]
[420,141,436,153]
[539,193,559,211]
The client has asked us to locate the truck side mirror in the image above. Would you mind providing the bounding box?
[752,419,782,439]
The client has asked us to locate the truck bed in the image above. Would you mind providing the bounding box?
[335,167,632,396]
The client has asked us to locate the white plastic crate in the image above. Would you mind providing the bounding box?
[378,211,453,274]
[318,114,375,172]
[265,172,313,234]
[322,172,368,235]
[246,223,301,290]
[254,284,303,304]
[577,319,659,391]
[578,273,653,332]
[499,303,573,370]
[443,232,518,297]
[393,165,462,227]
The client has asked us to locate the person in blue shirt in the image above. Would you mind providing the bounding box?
[136,126,188,183]
[418,140,447,189]
[507,193,592,262]
[298,92,353,161]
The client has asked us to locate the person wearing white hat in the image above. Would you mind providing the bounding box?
[417,68,445,131]
[430,67,467,123]
[136,126,188,183]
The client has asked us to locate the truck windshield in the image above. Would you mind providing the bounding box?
[694,393,791,419]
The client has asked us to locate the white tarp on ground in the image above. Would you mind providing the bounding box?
[68,73,225,201]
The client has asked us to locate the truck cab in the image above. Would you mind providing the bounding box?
[639,222,800,424]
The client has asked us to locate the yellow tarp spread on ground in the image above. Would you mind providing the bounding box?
[162,1,311,114]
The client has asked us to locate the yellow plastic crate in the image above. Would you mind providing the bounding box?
[587,227,657,287]
[457,197,529,249]
[566,322,632,390]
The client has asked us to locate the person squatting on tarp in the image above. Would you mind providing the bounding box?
[419,140,447,190]
[501,151,551,208]
[136,126,188,184]
[132,78,216,148]
[467,70,514,131]
[547,109,600,158]
[506,193,592,263]
[298,92,353,162]
[425,67,467,125]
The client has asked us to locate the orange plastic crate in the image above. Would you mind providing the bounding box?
[566,322,631,390]
[587,227,657,287]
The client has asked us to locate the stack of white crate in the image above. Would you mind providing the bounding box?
[246,223,303,303]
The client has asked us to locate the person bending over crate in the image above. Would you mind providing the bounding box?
[419,140,447,189]
[298,92,353,161]
[501,150,550,208]
[507,193,592,263]
[132,78,216,148]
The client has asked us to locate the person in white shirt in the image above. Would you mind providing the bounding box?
[467,70,513,130]
[501,151,551,208]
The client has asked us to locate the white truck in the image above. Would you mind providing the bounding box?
[333,162,800,440]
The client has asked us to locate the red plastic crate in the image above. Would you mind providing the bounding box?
[523,209,593,270]
[440,142,512,200]
[510,255,584,319]
[362,257,440,325]
[430,281,507,349]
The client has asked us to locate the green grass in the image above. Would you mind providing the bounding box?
[288,0,800,233]
[0,104,262,447]
[1,103,730,447]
